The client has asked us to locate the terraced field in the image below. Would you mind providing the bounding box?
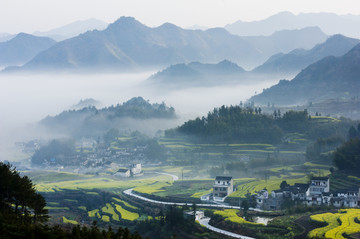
[34,172,173,193]
[214,209,260,225]
[229,177,308,198]
[159,137,307,164]
[87,197,141,222]
[309,209,360,239]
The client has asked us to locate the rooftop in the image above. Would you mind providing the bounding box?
[311,177,329,181]
[116,168,130,173]
[215,176,232,181]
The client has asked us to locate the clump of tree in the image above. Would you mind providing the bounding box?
[0,162,48,224]
[169,104,357,145]
[277,109,309,132]
[333,137,360,172]
[31,138,76,166]
[0,162,142,239]
[0,162,49,238]
[173,105,283,144]
[306,136,345,162]
[348,123,360,140]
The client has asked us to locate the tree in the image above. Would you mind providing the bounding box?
[348,126,357,140]
[31,138,76,166]
[0,162,48,224]
[280,180,289,190]
[333,138,360,171]
[103,128,120,146]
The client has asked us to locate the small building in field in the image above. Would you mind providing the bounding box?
[213,176,234,202]
[114,168,130,177]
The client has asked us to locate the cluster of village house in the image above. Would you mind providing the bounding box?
[202,176,360,210]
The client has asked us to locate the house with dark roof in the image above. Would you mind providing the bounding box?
[114,168,130,177]
[256,176,360,210]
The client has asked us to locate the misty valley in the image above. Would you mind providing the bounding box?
[1,11,360,239]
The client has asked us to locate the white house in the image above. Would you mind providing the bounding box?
[307,177,330,196]
[306,177,330,206]
[130,163,142,175]
[213,176,234,202]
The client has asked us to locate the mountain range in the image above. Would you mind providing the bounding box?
[150,34,360,87]
[253,34,360,75]
[33,18,108,41]
[225,11,360,38]
[0,33,56,67]
[250,43,360,106]
[3,17,328,72]
[241,27,327,64]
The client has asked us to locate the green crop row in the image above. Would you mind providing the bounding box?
[102,203,119,221]
[114,204,139,221]
[62,216,78,225]
[112,197,138,210]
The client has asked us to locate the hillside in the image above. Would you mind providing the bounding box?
[253,34,360,75]
[0,33,56,66]
[149,60,246,87]
[40,97,177,137]
[250,43,360,106]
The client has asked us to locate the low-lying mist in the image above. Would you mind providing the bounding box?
[0,71,279,161]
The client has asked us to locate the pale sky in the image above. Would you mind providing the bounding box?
[1,0,360,34]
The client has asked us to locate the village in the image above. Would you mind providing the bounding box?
[201,175,360,210]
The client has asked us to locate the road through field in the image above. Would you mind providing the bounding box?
[123,188,256,239]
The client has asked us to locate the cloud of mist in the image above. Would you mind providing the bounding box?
[0,71,279,162]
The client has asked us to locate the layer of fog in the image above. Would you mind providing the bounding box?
[0,71,280,161]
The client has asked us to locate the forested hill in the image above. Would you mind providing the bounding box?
[41,97,176,137]
[149,60,246,87]
[167,105,354,144]
[250,43,360,106]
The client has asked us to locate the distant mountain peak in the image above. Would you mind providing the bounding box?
[111,16,143,26]
[157,22,180,30]
[106,16,149,32]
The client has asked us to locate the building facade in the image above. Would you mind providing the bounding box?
[213,176,234,202]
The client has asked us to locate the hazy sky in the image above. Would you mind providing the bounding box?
[1,0,360,34]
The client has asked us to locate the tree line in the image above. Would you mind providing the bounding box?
[168,105,355,144]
